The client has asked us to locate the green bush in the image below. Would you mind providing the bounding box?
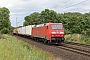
[81,29,90,36]
[0,28,10,34]
[65,29,71,35]
[86,29,90,36]
[65,34,90,45]
[0,34,3,39]
[81,35,90,45]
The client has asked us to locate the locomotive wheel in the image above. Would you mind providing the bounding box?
[36,38,39,41]
[47,40,51,45]
[44,39,47,44]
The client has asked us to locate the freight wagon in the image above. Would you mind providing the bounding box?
[15,25,35,36]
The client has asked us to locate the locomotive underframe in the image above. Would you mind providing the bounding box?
[50,37,65,44]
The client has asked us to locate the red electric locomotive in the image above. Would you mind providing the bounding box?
[32,23,65,44]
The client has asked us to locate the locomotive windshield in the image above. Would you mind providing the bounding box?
[51,24,63,29]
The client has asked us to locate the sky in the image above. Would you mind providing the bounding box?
[0,0,90,27]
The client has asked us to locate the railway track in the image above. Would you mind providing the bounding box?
[38,40,90,56]
[15,35,90,60]
[57,42,90,56]
[14,35,90,56]
[63,42,90,48]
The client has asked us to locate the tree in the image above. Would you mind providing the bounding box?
[24,12,40,25]
[23,21,29,26]
[40,9,57,23]
[0,7,11,34]
[23,9,90,36]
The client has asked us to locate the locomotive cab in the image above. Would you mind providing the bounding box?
[47,23,65,44]
[32,23,65,44]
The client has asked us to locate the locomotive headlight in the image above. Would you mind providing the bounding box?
[52,32,56,34]
[60,32,64,34]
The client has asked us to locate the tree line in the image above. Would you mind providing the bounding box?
[24,9,90,35]
[0,7,89,35]
[0,7,11,34]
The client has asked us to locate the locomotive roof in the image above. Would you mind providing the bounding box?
[35,23,62,27]
[47,23,62,24]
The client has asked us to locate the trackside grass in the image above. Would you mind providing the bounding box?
[0,34,55,60]
[65,34,90,45]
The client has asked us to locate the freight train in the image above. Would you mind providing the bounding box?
[13,23,65,44]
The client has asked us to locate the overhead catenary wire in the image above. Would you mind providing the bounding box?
[52,0,71,8]
[56,0,89,11]
[64,0,71,3]
[65,0,89,9]
[15,17,25,27]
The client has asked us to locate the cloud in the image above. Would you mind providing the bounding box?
[0,0,90,27]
